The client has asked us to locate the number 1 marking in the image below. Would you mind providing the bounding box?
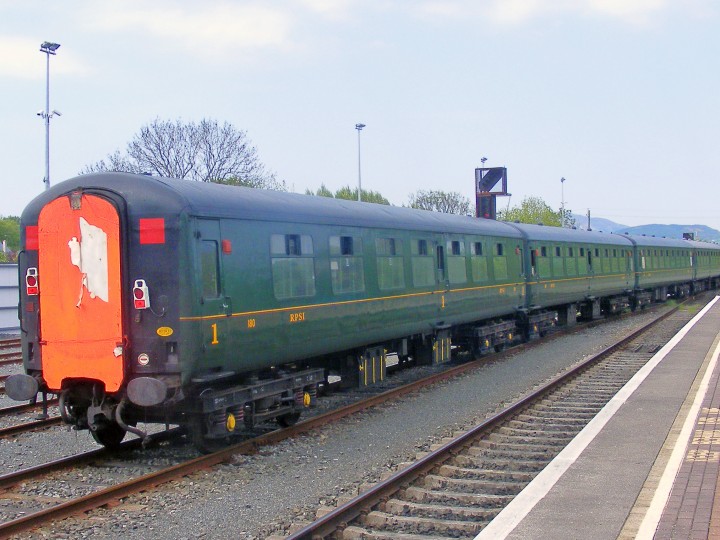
[211,323,219,345]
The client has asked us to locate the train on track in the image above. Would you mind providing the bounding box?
[6,172,720,451]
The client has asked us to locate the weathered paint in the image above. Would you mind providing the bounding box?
[38,194,124,392]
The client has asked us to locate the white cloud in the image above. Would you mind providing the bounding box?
[487,0,549,25]
[412,0,700,25]
[82,2,295,59]
[0,36,89,80]
[299,0,358,19]
[585,0,669,24]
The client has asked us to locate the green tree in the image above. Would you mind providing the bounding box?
[0,216,20,263]
[305,184,335,198]
[498,196,575,227]
[306,185,390,204]
[83,118,285,190]
[408,190,471,215]
[334,186,389,204]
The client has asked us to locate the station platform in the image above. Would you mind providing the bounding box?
[477,296,720,540]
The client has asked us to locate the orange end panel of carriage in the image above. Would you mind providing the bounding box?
[38,194,124,392]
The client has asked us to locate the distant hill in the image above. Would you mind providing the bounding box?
[622,224,720,243]
[572,214,720,243]
[571,215,628,233]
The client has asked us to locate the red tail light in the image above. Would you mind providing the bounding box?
[26,268,39,295]
[133,279,150,309]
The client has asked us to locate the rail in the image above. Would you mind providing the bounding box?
[286,302,684,538]
[0,301,684,537]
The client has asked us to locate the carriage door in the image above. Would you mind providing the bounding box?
[37,193,124,393]
[196,220,230,361]
[436,244,446,284]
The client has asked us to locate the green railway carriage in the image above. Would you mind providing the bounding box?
[687,239,720,285]
[509,224,634,316]
[622,234,697,302]
[9,173,530,449]
[7,172,720,450]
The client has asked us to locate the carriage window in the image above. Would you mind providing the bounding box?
[568,247,574,257]
[556,246,561,257]
[447,240,467,284]
[329,236,364,294]
[595,248,599,257]
[200,240,220,298]
[580,248,585,257]
[541,246,547,257]
[470,241,488,281]
[417,239,428,256]
[330,235,362,256]
[496,243,504,256]
[376,238,405,290]
[376,238,398,256]
[412,239,434,286]
[448,240,464,256]
[271,234,313,256]
[271,234,316,299]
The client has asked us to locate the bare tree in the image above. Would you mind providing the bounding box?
[83,118,285,190]
[408,190,471,215]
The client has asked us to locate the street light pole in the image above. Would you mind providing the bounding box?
[39,41,61,191]
[560,177,566,227]
[355,123,365,202]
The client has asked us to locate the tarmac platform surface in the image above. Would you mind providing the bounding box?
[476,295,720,540]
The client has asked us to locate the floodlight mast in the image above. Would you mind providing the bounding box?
[355,123,366,202]
[39,41,60,191]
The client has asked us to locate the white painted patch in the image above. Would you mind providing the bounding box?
[68,217,109,303]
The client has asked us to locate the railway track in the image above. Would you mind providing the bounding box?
[0,302,692,537]
[0,397,61,439]
[0,398,58,418]
[0,337,20,351]
[0,337,21,363]
[285,303,691,538]
[0,338,22,399]
[0,352,21,367]
[0,415,62,438]
[0,338,22,382]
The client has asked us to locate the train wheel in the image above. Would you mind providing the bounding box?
[277,411,301,428]
[90,421,127,449]
[188,417,227,454]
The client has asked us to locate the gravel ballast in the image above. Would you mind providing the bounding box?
[5,304,700,539]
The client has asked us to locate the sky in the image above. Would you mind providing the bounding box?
[1,0,718,231]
